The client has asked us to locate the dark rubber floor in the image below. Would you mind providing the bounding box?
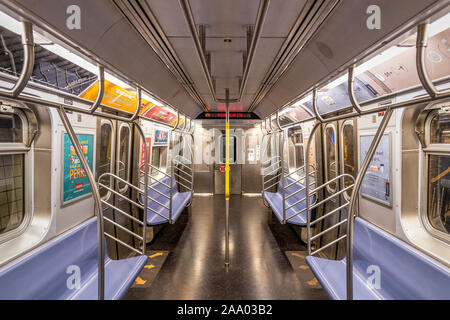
[125,195,323,300]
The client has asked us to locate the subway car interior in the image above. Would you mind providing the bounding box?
[0,0,449,304]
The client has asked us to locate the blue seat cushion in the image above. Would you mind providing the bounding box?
[306,217,450,300]
[142,176,191,226]
[0,217,147,300]
[263,176,315,226]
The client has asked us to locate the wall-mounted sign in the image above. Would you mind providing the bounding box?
[154,130,168,144]
[359,133,392,207]
[62,133,94,204]
[197,112,260,120]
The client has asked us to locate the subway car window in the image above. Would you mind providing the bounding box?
[293,130,305,171]
[325,125,337,191]
[0,154,25,234]
[221,135,236,164]
[427,155,450,234]
[98,122,113,198]
[342,123,355,194]
[430,113,450,144]
[0,111,27,237]
[117,125,130,191]
[0,114,23,143]
[426,112,450,235]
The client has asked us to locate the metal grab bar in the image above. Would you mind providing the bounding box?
[100,199,144,226]
[285,181,315,200]
[104,232,142,256]
[283,171,316,189]
[262,161,282,173]
[311,218,348,241]
[262,155,281,164]
[173,164,193,177]
[312,235,347,256]
[284,164,316,179]
[305,173,355,260]
[311,201,350,226]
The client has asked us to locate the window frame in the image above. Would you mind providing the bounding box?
[420,110,450,243]
[0,108,32,243]
[116,123,132,193]
[340,120,356,200]
[98,119,115,201]
[324,123,338,193]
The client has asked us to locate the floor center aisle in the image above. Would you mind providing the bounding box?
[125,195,312,300]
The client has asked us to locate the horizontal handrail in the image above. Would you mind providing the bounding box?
[285,195,307,211]
[262,162,282,174]
[262,155,281,164]
[173,163,194,176]
[285,181,316,200]
[173,171,192,184]
[104,232,142,256]
[309,184,354,211]
[263,173,282,185]
[286,206,307,221]
[103,216,143,241]
[100,199,144,226]
[98,183,144,210]
[308,174,354,194]
[283,171,316,189]
[264,180,281,191]
[311,218,348,241]
[144,194,170,210]
[146,205,170,221]
[311,235,347,256]
[284,164,316,179]
[173,160,193,171]
[311,201,350,226]
[176,179,192,190]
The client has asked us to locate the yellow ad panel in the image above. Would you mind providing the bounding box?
[80,80,154,115]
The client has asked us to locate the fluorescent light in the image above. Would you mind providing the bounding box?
[428,12,450,37]
[0,10,167,103]
[293,94,312,107]
[142,92,164,107]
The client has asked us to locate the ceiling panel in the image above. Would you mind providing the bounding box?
[254,0,444,118]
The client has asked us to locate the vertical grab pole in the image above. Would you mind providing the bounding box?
[276,112,286,224]
[305,121,321,255]
[58,106,105,300]
[170,111,180,224]
[345,107,393,300]
[134,121,148,254]
[225,88,230,267]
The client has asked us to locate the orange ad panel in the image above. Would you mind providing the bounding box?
[80,80,154,114]
[80,80,184,127]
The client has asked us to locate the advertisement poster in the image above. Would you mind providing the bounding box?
[62,133,94,204]
[155,130,168,144]
[140,137,152,166]
[80,79,155,114]
[360,134,392,206]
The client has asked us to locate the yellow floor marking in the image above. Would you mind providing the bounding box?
[307,277,318,286]
[144,264,155,269]
[135,277,147,285]
[149,252,163,259]
[291,253,305,258]
[299,265,309,270]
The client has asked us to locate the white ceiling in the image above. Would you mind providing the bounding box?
[7,0,448,118]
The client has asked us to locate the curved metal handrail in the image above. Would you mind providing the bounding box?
[89,66,105,114]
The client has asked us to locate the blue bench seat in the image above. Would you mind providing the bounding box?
[0,217,147,300]
[263,176,315,226]
[142,177,192,226]
[306,217,450,299]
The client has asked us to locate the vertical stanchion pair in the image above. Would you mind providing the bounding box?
[225,88,230,266]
